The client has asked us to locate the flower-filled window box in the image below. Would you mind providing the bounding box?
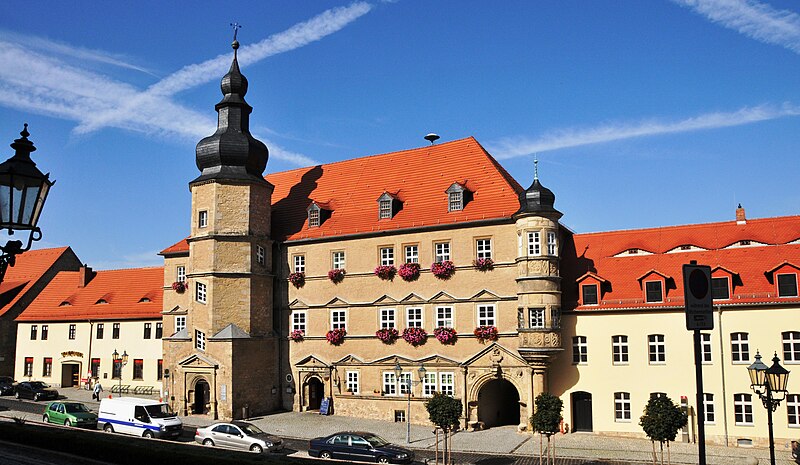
[288,272,305,288]
[402,327,428,346]
[375,327,399,344]
[473,258,494,272]
[431,260,456,280]
[171,281,186,294]
[398,262,421,282]
[289,329,305,342]
[326,328,347,345]
[474,325,498,343]
[328,268,346,284]
[434,327,458,345]
[374,265,397,281]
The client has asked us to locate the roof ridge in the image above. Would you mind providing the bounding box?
[575,214,800,237]
[92,266,164,273]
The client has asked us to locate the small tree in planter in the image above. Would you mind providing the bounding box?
[640,395,687,465]
[398,262,420,282]
[374,265,396,281]
[402,327,428,346]
[425,392,462,465]
[473,258,494,272]
[288,272,305,288]
[375,327,399,344]
[325,328,347,345]
[171,281,186,293]
[327,268,346,284]
[531,393,563,465]
[430,260,456,280]
[289,329,304,342]
[434,327,457,345]
[473,325,498,343]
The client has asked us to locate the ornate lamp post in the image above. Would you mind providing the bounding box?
[112,349,128,397]
[747,351,790,465]
[394,361,427,444]
[0,124,54,283]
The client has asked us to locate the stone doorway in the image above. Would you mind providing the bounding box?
[61,363,79,388]
[571,391,593,432]
[306,377,324,410]
[477,378,520,427]
[193,379,210,414]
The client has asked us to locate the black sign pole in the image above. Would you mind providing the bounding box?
[693,329,707,465]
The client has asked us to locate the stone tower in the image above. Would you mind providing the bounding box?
[163,39,279,420]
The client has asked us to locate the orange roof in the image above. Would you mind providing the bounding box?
[16,267,164,322]
[563,215,800,310]
[0,247,74,317]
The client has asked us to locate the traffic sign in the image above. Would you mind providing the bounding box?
[683,263,713,330]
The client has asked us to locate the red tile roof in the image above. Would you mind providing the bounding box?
[15,267,164,322]
[562,215,800,310]
[0,247,73,317]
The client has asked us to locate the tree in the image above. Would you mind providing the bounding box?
[531,393,563,465]
[425,393,462,465]
[639,395,688,465]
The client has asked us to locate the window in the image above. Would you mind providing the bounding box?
[292,312,306,333]
[308,206,320,227]
[527,231,541,256]
[112,323,120,339]
[41,325,48,340]
[702,333,712,363]
[24,357,33,377]
[198,210,208,228]
[712,277,729,300]
[704,393,715,424]
[614,392,631,421]
[582,284,599,305]
[331,310,346,330]
[406,307,423,328]
[529,308,545,328]
[133,359,143,380]
[383,372,397,396]
[394,410,406,423]
[399,372,411,395]
[423,372,437,397]
[784,331,800,362]
[380,308,396,329]
[196,281,207,304]
[476,239,492,260]
[29,325,38,340]
[731,332,750,363]
[477,304,495,327]
[380,247,394,266]
[645,281,663,303]
[175,316,186,333]
[448,191,463,212]
[612,335,629,365]
[195,330,206,351]
[404,245,418,264]
[648,334,666,364]
[112,359,123,379]
[434,242,450,263]
[346,371,359,394]
[91,358,100,378]
[734,393,753,425]
[157,359,163,381]
[155,322,163,339]
[256,244,265,266]
[332,251,345,269]
[96,323,104,339]
[43,358,52,377]
[547,231,557,256]
[143,323,152,339]
[436,306,453,328]
[293,255,305,273]
[572,336,588,364]
[379,199,392,219]
[439,372,454,396]
[778,273,799,297]
[788,394,800,427]
[69,324,76,340]
[177,265,186,282]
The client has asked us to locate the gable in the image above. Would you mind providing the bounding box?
[429,291,458,303]
[399,293,426,304]
[295,355,330,368]
[372,295,399,306]
[462,343,527,367]
[178,353,219,369]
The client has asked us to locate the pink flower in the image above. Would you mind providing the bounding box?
[434,327,458,345]
[288,272,305,288]
[375,327,399,344]
[171,281,186,293]
[473,325,498,343]
[374,265,397,280]
[289,329,305,341]
[431,260,456,280]
[402,327,428,346]
[398,263,421,282]
[473,258,494,272]
[326,328,347,345]
[328,268,346,284]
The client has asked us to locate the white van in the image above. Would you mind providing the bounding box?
[97,397,182,439]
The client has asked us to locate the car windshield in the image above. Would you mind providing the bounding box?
[363,434,389,448]
[64,403,90,413]
[238,424,264,436]
[29,382,48,389]
[144,403,175,418]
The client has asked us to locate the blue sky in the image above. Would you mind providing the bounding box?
[0,0,798,269]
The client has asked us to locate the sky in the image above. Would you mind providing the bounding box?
[0,0,798,270]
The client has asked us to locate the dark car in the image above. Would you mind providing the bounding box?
[309,431,413,464]
[14,381,58,401]
[0,376,14,396]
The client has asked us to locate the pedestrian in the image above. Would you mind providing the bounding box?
[93,381,103,400]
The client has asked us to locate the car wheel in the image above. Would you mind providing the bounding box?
[250,444,263,454]
[42,414,49,423]
[64,419,72,427]
[143,430,154,438]
[103,423,114,433]
[202,439,214,447]
[320,451,332,459]
[377,457,390,464]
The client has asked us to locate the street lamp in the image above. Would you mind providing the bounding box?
[394,361,427,444]
[0,124,54,283]
[112,349,129,397]
[747,351,790,465]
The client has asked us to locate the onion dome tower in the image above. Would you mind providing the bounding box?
[517,159,559,216]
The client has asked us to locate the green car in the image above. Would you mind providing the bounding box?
[43,401,98,428]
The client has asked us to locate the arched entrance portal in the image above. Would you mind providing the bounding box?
[477,379,520,427]
[306,377,324,410]
[193,379,210,414]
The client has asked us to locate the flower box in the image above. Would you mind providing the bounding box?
[473,257,494,272]
[434,327,458,345]
[473,325,498,343]
[374,265,397,281]
[288,272,305,288]
[431,260,456,280]
[289,329,305,342]
[326,328,347,345]
[402,327,428,346]
[375,327,399,344]
[328,268,346,284]
[171,281,186,293]
[398,262,421,282]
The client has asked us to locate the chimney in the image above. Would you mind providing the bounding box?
[78,265,94,288]
[736,203,746,225]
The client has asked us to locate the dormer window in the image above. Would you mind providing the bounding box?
[95,299,108,305]
[139,297,151,303]
[778,273,798,297]
[645,281,663,303]
[628,248,639,254]
[712,277,730,300]
[446,182,471,212]
[308,206,320,227]
[582,284,599,305]
[377,192,401,220]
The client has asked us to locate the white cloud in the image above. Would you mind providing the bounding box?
[488,103,800,159]
[673,0,800,54]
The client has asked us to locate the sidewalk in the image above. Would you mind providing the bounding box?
[50,388,798,465]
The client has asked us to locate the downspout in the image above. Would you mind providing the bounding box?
[462,366,469,430]
[87,320,94,385]
[717,305,729,446]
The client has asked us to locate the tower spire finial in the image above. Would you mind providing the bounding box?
[534,156,539,181]
[230,22,242,53]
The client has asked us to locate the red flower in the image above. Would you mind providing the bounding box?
[402,327,428,346]
[375,327,399,344]
[473,325,498,343]
[171,281,186,293]
[431,260,456,280]
[473,258,494,272]
[434,327,458,345]
[398,263,421,282]
[374,265,397,281]
[289,329,305,341]
[326,328,347,345]
[288,272,305,288]
[328,269,346,284]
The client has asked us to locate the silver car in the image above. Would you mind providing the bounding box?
[194,421,283,453]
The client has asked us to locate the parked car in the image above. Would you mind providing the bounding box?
[43,401,98,428]
[195,421,283,453]
[97,397,182,439]
[308,431,413,463]
[14,381,58,401]
[0,376,14,396]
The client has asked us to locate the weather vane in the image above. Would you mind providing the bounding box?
[534,156,539,181]
[230,22,242,42]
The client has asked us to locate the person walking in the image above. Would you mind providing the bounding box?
[92,381,103,400]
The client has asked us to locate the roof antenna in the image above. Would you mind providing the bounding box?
[424,133,440,145]
[533,155,539,181]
